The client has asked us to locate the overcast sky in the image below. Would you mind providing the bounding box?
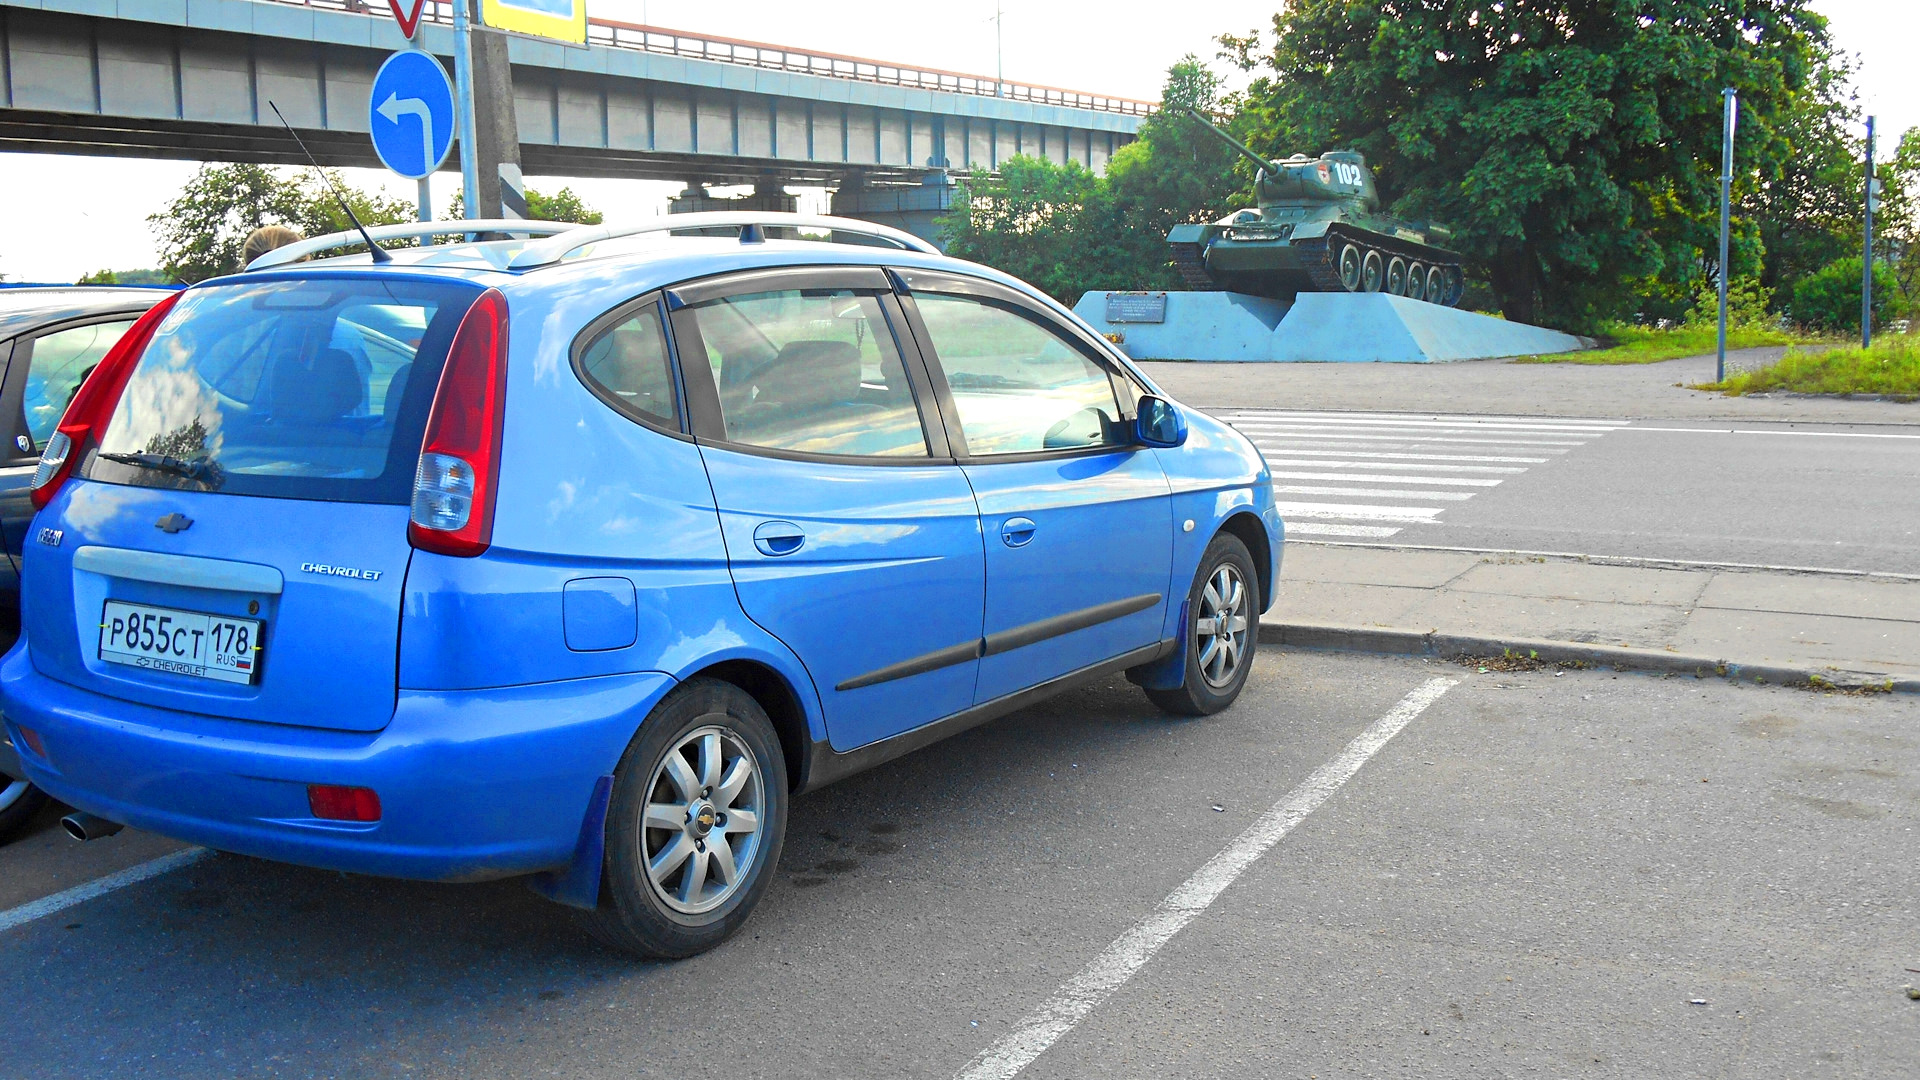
[0,0,1911,283]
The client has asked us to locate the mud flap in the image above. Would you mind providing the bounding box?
[1126,599,1190,691]
[526,774,614,911]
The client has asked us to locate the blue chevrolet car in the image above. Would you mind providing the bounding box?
[0,214,1281,957]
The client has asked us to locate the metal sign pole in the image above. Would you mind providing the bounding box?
[1863,114,1876,349]
[451,0,482,221]
[408,32,432,228]
[1717,88,1737,383]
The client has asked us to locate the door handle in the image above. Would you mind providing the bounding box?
[752,520,806,557]
[1000,517,1037,548]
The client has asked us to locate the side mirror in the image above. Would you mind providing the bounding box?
[1134,395,1187,448]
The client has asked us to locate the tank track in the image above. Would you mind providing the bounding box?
[1314,225,1466,306]
[1169,241,1217,289]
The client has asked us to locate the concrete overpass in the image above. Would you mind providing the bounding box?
[0,0,1147,236]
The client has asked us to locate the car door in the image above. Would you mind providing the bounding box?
[669,266,986,752]
[0,314,143,623]
[895,271,1175,705]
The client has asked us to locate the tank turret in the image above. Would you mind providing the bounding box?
[1166,108,1464,305]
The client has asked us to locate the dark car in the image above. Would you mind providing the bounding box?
[0,286,172,843]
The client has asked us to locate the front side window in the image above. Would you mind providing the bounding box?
[80,278,479,504]
[913,293,1123,456]
[685,288,928,458]
[577,303,678,427]
[21,318,138,449]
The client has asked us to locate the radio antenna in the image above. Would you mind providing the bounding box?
[268,101,391,264]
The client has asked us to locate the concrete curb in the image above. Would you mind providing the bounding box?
[1259,621,1920,694]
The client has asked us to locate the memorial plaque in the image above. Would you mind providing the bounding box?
[1105,292,1168,323]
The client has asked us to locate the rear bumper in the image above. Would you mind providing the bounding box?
[0,640,670,882]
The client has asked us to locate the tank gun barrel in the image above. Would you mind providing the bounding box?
[1178,106,1279,175]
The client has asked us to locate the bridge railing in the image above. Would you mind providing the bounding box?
[272,0,1156,116]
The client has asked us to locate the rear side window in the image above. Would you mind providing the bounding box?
[683,288,928,458]
[80,278,480,504]
[575,303,678,427]
[21,318,137,448]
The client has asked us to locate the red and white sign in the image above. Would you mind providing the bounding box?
[387,0,428,39]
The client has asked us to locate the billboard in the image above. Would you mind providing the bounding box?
[480,0,587,45]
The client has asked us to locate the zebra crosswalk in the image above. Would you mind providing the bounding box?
[1211,409,1631,539]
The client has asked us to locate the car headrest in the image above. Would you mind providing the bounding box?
[272,348,362,422]
[753,339,861,411]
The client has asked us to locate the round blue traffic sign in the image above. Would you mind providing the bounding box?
[368,50,455,181]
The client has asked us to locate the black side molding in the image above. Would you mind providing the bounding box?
[836,639,983,692]
[800,637,1176,793]
[982,593,1161,657]
[833,592,1164,692]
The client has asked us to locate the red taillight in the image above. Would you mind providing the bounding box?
[30,290,184,510]
[408,288,508,557]
[307,784,382,822]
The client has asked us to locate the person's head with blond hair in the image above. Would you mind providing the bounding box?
[240,224,306,269]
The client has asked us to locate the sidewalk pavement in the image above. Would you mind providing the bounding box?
[1141,348,1920,424]
[1263,542,1920,690]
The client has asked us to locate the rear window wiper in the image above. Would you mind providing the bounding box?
[98,451,222,484]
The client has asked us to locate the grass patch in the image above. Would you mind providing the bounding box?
[1453,649,1591,673]
[1694,336,1920,398]
[1512,322,1811,365]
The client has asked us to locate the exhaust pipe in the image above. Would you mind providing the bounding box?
[62,812,125,841]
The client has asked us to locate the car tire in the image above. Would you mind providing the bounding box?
[1145,533,1259,717]
[0,778,51,846]
[582,678,789,960]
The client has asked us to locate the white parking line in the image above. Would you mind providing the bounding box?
[0,848,210,935]
[952,677,1459,1080]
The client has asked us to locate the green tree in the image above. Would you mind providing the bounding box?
[1791,256,1897,332]
[1241,0,1832,330]
[940,58,1249,299]
[447,185,605,224]
[148,164,412,282]
[149,164,307,283]
[79,268,172,285]
[1102,57,1251,288]
[940,156,1122,302]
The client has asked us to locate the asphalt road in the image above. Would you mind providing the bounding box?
[1206,409,1920,575]
[3,650,1915,1079]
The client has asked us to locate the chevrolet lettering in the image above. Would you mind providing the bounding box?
[300,563,384,581]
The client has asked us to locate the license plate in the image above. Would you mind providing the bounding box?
[99,600,263,685]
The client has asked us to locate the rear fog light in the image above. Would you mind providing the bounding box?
[17,726,48,760]
[308,785,382,822]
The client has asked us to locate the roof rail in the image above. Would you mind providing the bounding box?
[247,220,581,270]
[506,212,940,270]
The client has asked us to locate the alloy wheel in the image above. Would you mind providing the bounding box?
[0,779,28,815]
[640,723,767,916]
[1194,563,1250,689]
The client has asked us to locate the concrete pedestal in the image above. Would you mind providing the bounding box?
[1073,291,1590,363]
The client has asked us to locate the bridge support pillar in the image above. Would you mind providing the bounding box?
[830,172,954,250]
[467,21,522,220]
[669,181,798,214]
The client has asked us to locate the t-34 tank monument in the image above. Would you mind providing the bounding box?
[1165,108,1465,306]
[1074,109,1588,362]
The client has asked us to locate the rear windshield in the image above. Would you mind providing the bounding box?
[80,277,481,504]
